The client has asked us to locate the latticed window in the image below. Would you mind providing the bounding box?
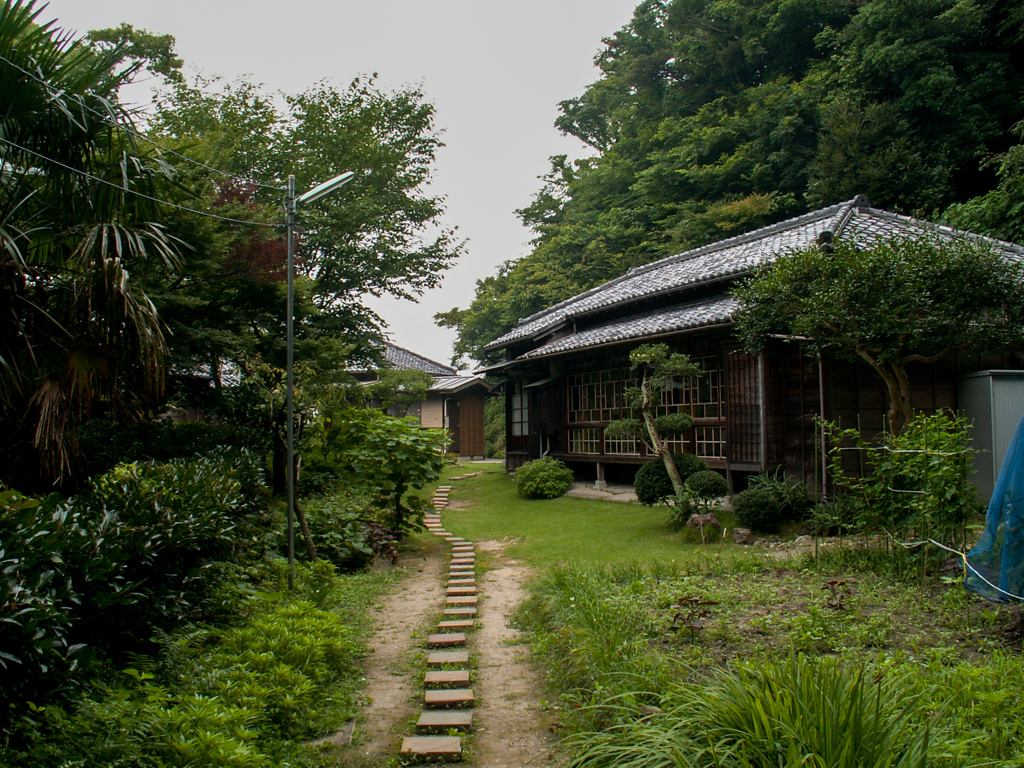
[568,368,632,423]
[695,426,727,459]
[604,436,640,456]
[511,381,529,436]
[659,354,723,419]
[568,428,601,454]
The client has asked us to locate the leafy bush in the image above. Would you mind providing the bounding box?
[824,411,978,547]
[76,417,262,482]
[301,494,400,571]
[634,454,708,506]
[732,487,781,532]
[685,470,728,506]
[515,457,575,499]
[0,453,266,725]
[732,470,813,533]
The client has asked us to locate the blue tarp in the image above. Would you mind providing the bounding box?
[966,413,1024,602]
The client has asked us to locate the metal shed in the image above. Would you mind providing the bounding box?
[960,370,1024,503]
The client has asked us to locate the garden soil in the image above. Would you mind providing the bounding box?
[332,535,565,767]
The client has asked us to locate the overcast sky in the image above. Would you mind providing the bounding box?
[40,0,639,369]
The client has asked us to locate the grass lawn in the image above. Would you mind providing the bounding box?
[428,461,729,565]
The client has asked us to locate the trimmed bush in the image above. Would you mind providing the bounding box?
[515,457,575,499]
[685,470,728,503]
[634,453,707,506]
[732,486,781,532]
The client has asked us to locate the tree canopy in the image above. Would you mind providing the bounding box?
[732,236,1024,433]
[1,0,462,487]
[441,0,1024,366]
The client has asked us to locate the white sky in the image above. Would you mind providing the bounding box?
[40,0,639,370]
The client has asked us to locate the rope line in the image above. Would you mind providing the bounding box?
[882,529,1024,602]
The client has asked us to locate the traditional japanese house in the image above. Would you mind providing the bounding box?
[481,196,1024,493]
[354,343,492,459]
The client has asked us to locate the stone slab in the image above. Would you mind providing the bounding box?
[424,669,471,687]
[424,688,474,707]
[446,586,477,596]
[427,632,466,647]
[400,735,461,758]
[443,607,477,617]
[449,563,474,570]
[426,651,469,667]
[438,619,474,630]
[446,596,478,605]
[450,558,474,565]
[448,577,475,585]
[417,710,473,732]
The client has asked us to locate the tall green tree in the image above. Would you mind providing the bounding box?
[732,237,1024,434]
[442,0,1024,367]
[0,0,182,487]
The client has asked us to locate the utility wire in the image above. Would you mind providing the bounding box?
[0,137,279,229]
[0,53,283,192]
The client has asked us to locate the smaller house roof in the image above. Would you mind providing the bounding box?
[429,374,493,394]
[381,343,456,375]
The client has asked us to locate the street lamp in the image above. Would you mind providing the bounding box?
[284,171,353,590]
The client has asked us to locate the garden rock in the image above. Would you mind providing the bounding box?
[686,513,720,530]
[732,527,753,545]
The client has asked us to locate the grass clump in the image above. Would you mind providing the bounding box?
[564,655,934,768]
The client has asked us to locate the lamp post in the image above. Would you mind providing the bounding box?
[284,171,353,590]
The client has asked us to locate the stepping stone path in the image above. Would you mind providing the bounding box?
[400,484,478,764]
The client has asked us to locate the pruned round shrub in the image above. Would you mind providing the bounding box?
[732,487,781,532]
[515,457,575,499]
[685,469,729,502]
[634,453,707,505]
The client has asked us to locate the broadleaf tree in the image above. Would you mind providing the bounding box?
[732,236,1024,434]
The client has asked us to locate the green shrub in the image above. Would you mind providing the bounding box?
[0,453,267,726]
[515,457,575,499]
[684,470,728,505]
[747,469,814,522]
[732,487,780,532]
[634,454,707,506]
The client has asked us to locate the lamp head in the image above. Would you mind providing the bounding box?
[297,171,354,205]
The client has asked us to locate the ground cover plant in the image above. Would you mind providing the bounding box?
[436,463,734,565]
[515,554,1024,766]
[434,461,1024,766]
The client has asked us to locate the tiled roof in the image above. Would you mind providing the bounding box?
[486,196,1024,352]
[383,343,456,375]
[429,374,492,393]
[518,296,737,360]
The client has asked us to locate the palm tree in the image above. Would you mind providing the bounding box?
[0,0,181,488]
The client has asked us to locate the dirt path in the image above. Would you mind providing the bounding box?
[472,543,563,768]
[334,532,564,766]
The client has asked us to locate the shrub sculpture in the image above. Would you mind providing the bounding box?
[634,453,708,506]
[515,457,575,499]
[685,470,729,510]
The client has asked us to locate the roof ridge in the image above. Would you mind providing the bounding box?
[512,201,848,331]
[857,206,1024,257]
[384,342,456,374]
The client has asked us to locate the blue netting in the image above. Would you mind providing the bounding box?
[966,413,1024,602]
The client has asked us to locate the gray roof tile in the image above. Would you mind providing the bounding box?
[519,296,738,360]
[383,343,456,375]
[487,197,1024,352]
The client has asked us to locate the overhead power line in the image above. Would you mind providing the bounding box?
[0,137,279,229]
[0,53,283,192]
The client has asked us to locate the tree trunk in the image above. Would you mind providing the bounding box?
[293,499,318,561]
[639,374,685,497]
